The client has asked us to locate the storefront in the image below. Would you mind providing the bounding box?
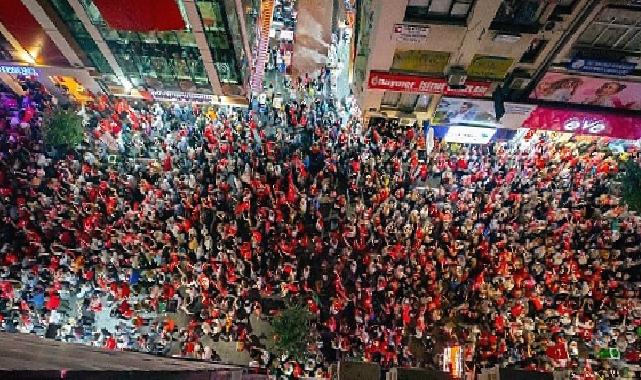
[521,106,641,140]
[512,106,641,157]
[0,62,102,103]
[424,97,537,146]
[363,71,494,129]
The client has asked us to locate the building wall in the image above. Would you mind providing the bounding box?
[356,0,595,122]
[0,0,253,100]
[524,0,641,113]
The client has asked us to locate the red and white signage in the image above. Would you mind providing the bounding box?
[522,106,641,140]
[368,71,491,97]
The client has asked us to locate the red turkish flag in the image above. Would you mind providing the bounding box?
[94,0,185,31]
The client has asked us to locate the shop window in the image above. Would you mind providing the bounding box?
[381,91,401,108]
[519,38,547,63]
[398,93,419,112]
[78,0,213,90]
[415,94,430,112]
[490,0,549,34]
[0,33,14,61]
[404,0,475,24]
[197,0,243,84]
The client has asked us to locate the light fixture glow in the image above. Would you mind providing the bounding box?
[21,51,36,64]
[121,78,133,92]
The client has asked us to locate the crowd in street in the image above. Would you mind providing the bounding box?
[1,73,641,380]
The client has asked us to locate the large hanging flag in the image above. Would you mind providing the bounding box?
[93,0,185,31]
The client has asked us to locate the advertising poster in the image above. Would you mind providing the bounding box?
[522,106,641,140]
[530,72,641,110]
[93,0,185,31]
[391,50,450,74]
[432,97,536,129]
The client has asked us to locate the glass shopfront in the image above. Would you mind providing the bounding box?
[77,0,214,91]
[195,0,243,85]
[48,0,244,92]
[50,0,114,77]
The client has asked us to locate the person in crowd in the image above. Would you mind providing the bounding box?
[1,72,640,380]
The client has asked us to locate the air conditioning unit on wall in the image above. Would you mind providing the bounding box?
[509,77,531,90]
[448,66,467,88]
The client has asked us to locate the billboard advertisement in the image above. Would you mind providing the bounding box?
[522,106,641,140]
[367,71,491,97]
[432,97,536,128]
[442,126,497,144]
[530,72,641,110]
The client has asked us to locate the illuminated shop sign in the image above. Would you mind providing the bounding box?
[443,126,497,144]
[568,59,636,76]
[522,106,641,140]
[0,65,38,76]
[150,90,217,102]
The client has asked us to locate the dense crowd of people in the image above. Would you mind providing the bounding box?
[1,73,641,380]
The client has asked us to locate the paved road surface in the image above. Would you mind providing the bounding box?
[292,0,333,77]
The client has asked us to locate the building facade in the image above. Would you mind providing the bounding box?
[0,0,255,104]
[528,0,641,113]
[352,0,614,126]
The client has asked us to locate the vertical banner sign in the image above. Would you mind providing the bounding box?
[251,0,275,92]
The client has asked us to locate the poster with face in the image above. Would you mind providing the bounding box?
[433,98,535,129]
[531,72,641,110]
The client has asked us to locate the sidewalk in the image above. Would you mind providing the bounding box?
[291,0,333,77]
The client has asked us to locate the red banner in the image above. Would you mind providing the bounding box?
[523,106,641,140]
[94,0,185,31]
[368,71,491,97]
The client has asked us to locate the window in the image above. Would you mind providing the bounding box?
[415,94,430,111]
[381,91,401,107]
[549,0,577,21]
[0,33,14,61]
[381,92,426,113]
[196,0,243,84]
[197,1,226,31]
[519,38,547,63]
[575,7,641,52]
[398,93,419,112]
[405,0,474,23]
[490,0,549,33]
[50,0,113,74]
